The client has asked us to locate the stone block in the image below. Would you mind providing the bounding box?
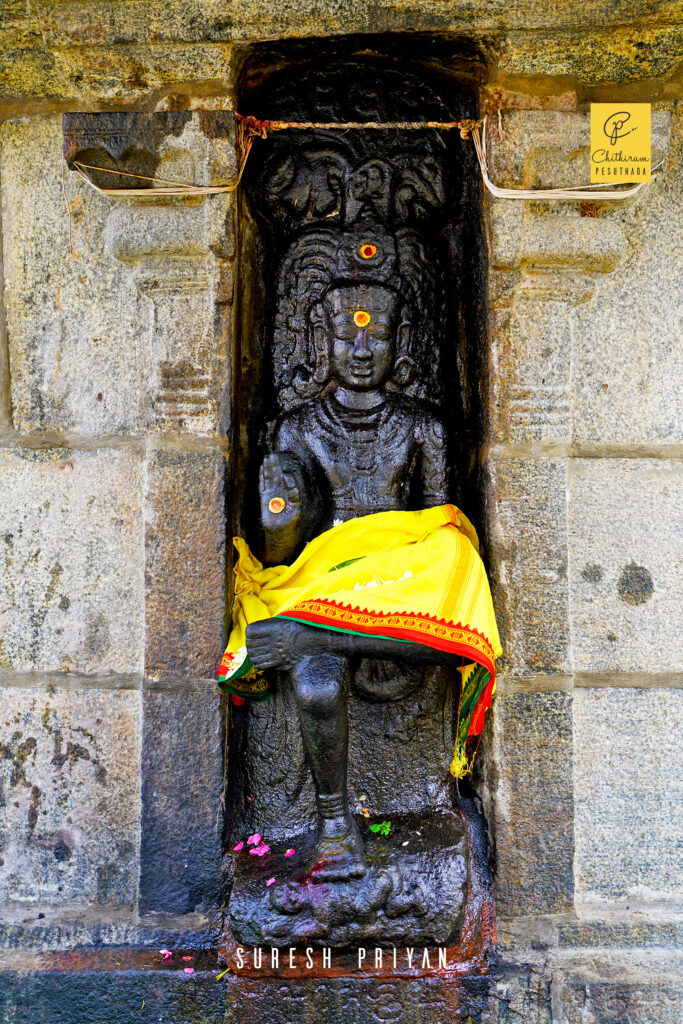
[568,459,683,673]
[50,43,232,104]
[488,111,590,188]
[0,117,147,436]
[556,918,683,949]
[520,218,624,273]
[482,458,570,674]
[226,975,498,1024]
[574,687,683,908]
[0,964,226,1024]
[556,960,683,1024]
[486,692,574,916]
[0,446,144,675]
[105,207,209,263]
[0,911,217,953]
[1,114,230,437]
[0,214,8,428]
[139,687,224,916]
[0,686,140,905]
[486,199,524,271]
[572,108,683,445]
[486,285,573,444]
[144,447,225,680]
[501,23,683,82]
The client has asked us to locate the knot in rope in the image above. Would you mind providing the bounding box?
[235,114,275,140]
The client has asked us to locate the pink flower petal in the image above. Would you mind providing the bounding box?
[160,949,172,960]
[182,956,193,961]
[247,796,253,802]
[249,843,270,856]
[266,877,276,887]
[233,841,244,851]
[284,848,295,857]
[183,967,195,974]
[247,833,262,846]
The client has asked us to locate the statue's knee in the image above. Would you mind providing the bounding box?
[293,656,345,711]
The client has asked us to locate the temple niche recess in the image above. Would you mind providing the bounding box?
[222,54,496,964]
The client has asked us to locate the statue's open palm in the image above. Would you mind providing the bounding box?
[259,452,302,535]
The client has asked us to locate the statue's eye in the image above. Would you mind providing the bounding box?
[334,323,357,341]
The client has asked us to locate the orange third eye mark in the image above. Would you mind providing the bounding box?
[353,310,371,328]
[360,243,377,259]
[268,497,286,514]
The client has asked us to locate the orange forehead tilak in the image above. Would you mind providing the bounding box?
[353,310,371,328]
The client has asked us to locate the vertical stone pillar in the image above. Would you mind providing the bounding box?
[64,111,237,918]
[481,108,680,948]
[0,176,9,429]
[481,111,628,918]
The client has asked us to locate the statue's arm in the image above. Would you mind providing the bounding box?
[259,418,323,566]
[417,411,449,507]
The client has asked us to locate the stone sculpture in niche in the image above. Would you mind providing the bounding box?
[247,232,455,883]
[222,59,498,955]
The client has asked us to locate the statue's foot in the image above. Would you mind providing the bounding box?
[309,815,367,882]
[245,618,329,672]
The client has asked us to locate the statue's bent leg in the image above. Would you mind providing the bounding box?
[290,653,366,881]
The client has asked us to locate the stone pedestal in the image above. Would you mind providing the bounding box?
[223,801,494,975]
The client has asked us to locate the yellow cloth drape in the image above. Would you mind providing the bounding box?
[218,505,501,705]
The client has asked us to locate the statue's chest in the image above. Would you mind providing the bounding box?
[308,418,418,512]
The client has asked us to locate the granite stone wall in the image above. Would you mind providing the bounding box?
[0,7,682,1022]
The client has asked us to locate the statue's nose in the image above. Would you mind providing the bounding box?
[352,330,372,357]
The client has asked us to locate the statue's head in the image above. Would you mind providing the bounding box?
[310,282,414,393]
[272,226,439,410]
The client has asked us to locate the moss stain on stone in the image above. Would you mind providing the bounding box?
[617,562,655,605]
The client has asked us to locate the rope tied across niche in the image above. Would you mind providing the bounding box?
[69,112,659,202]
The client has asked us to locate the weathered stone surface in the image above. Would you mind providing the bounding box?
[0,187,8,428]
[226,974,499,1024]
[144,447,225,680]
[0,686,140,905]
[574,687,683,908]
[0,446,144,675]
[0,910,217,952]
[488,109,670,190]
[503,23,683,81]
[572,107,683,445]
[557,959,683,1024]
[0,965,226,1024]
[1,114,231,437]
[33,1,683,46]
[485,692,574,916]
[1,6,681,106]
[139,687,224,916]
[498,913,683,955]
[482,458,570,674]
[556,917,683,949]
[568,459,683,673]
[226,965,554,1024]
[485,283,574,445]
[0,117,147,435]
[483,108,673,448]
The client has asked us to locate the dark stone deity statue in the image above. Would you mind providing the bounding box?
[225,56,493,958]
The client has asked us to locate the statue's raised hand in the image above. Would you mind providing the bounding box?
[260,452,303,554]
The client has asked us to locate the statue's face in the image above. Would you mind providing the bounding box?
[324,285,398,391]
